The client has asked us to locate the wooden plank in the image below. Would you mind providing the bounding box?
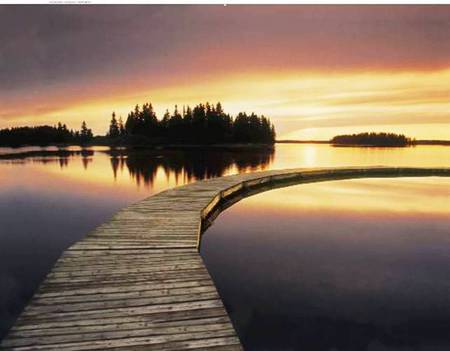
[11,307,230,335]
[9,308,229,336]
[1,329,238,350]
[3,320,235,347]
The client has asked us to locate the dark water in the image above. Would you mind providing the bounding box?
[0,145,449,342]
[201,178,450,351]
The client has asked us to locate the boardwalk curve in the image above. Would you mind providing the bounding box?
[2,166,450,350]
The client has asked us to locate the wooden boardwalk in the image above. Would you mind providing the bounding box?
[2,167,449,350]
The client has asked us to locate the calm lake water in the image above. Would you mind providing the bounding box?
[0,144,449,343]
[201,177,450,351]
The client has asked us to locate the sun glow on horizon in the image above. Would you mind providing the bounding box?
[2,68,450,140]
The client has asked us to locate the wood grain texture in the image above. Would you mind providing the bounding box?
[2,167,449,350]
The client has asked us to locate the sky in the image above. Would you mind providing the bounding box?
[1,5,450,140]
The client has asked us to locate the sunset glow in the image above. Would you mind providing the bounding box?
[1,5,450,139]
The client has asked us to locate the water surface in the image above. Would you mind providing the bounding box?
[201,177,450,351]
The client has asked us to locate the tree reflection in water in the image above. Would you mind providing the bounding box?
[0,146,274,187]
[109,147,274,187]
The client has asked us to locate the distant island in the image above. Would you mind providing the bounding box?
[0,102,275,147]
[277,133,450,147]
[330,132,413,147]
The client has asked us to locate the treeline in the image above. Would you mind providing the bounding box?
[0,102,275,147]
[108,102,275,144]
[330,132,413,146]
[0,122,93,147]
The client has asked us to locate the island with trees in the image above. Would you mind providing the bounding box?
[107,102,275,145]
[0,122,94,147]
[0,102,275,147]
[330,132,414,147]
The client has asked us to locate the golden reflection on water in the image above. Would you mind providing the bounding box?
[271,144,450,169]
[0,144,449,201]
[237,177,450,217]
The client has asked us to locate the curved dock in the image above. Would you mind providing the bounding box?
[2,166,449,350]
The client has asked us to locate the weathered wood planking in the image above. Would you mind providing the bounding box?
[2,167,449,350]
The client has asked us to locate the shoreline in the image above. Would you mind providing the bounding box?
[1,141,450,159]
[0,143,275,159]
[276,140,450,146]
[0,142,274,149]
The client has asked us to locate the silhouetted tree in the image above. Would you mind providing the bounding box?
[118,116,126,137]
[79,121,93,144]
[167,105,184,142]
[55,122,73,143]
[108,112,120,138]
